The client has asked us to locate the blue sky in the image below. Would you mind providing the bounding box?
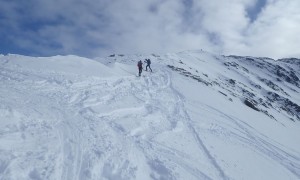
[0,0,299,59]
[246,0,267,22]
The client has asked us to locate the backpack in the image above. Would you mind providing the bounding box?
[147,59,151,65]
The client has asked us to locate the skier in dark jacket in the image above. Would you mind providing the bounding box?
[144,59,152,72]
[137,60,143,76]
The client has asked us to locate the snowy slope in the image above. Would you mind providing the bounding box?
[0,52,299,180]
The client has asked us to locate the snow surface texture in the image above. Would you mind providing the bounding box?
[0,51,299,180]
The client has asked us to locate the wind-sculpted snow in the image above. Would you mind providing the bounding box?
[0,52,300,180]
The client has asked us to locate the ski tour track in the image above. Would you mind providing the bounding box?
[26,65,229,179]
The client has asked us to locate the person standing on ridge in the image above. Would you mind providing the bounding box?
[137,60,143,76]
[144,59,152,72]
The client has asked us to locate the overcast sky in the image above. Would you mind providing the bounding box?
[1,0,299,59]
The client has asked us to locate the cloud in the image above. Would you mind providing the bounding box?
[242,0,300,58]
[0,0,299,59]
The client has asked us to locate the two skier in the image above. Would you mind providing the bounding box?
[137,58,152,76]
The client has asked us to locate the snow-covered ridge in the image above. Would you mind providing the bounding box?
[0,51,299,180]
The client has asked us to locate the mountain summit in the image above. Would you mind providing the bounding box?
[0,51,299,180]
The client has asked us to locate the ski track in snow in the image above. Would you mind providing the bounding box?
[167,73,229,180]
[193,103,300,178]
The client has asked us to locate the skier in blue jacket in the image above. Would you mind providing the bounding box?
[144,59,152,72]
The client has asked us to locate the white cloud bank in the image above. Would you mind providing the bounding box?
[0,0,299,59]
